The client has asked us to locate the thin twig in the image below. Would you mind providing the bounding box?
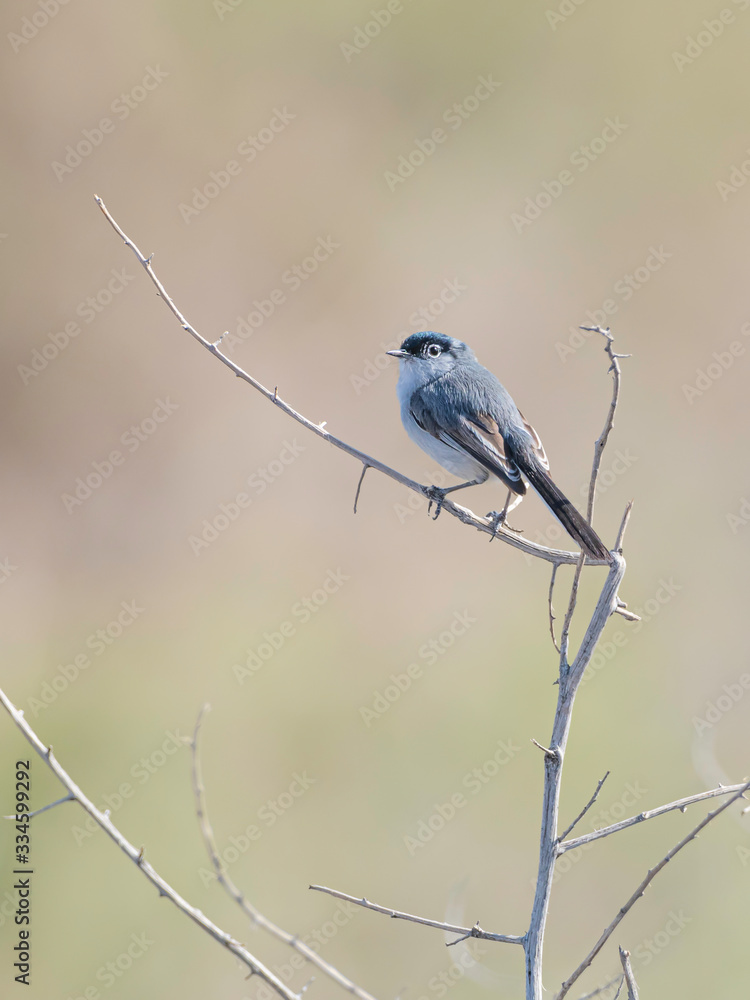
[555,779,750,999]
[445,921,485,947]
[190,706,379,1000]
[580,326,630,526]
[4,793,74,820]
[94,196,607,568]
[559,551,586,669]
[548,565,560,652]
[353,464,370,514]
[559,328,629,668]
[613,605,639,623]
[614,502,633,553]
[559,781,749,853]
[0,686,300,1000]
[558,772,610,843]
[618,948,639,1000]
[611,501,639,621]
[308,886,525,946]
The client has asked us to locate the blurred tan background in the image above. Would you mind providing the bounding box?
[1,2,749,998]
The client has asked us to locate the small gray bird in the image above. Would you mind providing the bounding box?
[387,331,610,562]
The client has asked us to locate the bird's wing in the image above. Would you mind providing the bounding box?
[518,410,549,469]
[410,394,525,489]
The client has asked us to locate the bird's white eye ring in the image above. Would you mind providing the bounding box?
[426,343,441,358]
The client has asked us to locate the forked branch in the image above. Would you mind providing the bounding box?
[559,781,750,853]
[555,779,750,999]
[0,686,300,1000]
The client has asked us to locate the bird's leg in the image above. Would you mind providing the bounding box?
[486,490,523,540]
[425,477,486,520]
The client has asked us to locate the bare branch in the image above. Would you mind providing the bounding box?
[558,772,610,843]
[555,780,750,998]
[528,331,632,998]
[611,502,640,623]
[614,501,633,553]
[548,565,561,652]
[190,706,379,1000]
[308,885,524,946]
[0,686,301,1000]
[618,948,639,1000]
[4,793,74,820]
[559,550,586,668]
[559,781,750,853]
[559,327,630,667]
[525,552,627,998]
[94,196,609,568]
[580,326,630,525]
[566,555,626,687]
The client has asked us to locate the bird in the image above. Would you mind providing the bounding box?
[387,331,610,562]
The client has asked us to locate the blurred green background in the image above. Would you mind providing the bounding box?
[1,1,749,998]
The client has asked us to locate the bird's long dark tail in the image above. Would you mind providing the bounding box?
[518,455,611,563]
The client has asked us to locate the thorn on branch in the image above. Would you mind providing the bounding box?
[531,738,558,761]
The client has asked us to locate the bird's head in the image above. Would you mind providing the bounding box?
[386,332,472,370]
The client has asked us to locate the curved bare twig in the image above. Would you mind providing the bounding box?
[0,686,300,1000]
[190,705,379,1000]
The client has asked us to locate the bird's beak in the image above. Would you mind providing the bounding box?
[386,349,409,358]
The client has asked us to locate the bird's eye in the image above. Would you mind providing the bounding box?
[426,343,441,358]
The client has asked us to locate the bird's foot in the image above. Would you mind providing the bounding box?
[486,510,524,541]
[426,486,447,520]
[486,509,506,541]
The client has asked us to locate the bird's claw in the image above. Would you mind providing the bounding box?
[486,510,524,541]
[426,486,447,520]
[486,509,506,541]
